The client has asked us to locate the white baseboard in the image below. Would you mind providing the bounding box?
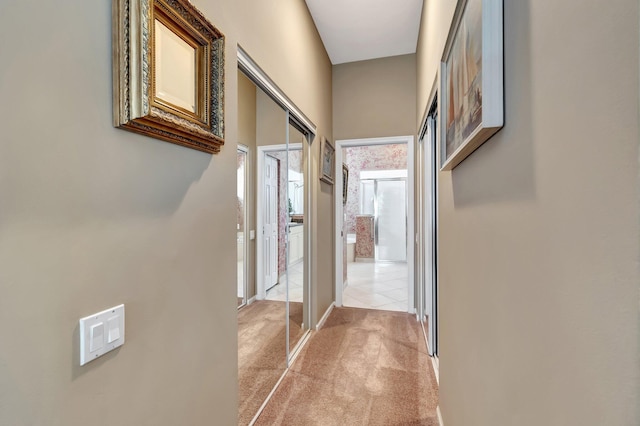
[437,406,444,425]
[316,302,335,330]
[431,355,439,384]
[247,296,257,305]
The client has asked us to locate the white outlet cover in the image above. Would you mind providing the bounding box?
[79,304,125,366]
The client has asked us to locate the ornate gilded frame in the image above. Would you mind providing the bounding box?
[113,0,225,153]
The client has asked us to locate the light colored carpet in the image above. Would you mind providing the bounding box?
[238,300,304,426]
[255,307,439,426]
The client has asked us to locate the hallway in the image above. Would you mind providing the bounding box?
[254,307,438,425]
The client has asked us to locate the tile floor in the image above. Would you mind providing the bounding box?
[266,261,304,303]
[342,261,408,312]
[242,260,407,312]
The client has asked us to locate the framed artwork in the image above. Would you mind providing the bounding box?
[319,137,335,185]
[440,0,503,170]
[342,165,349,205]
[113,0,225,154]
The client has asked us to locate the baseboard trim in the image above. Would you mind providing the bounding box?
[430,354,439,384]
[248,367,288,426]
[247,296,257,305]
[249,329,313,426]
[316,302,335,330]
[437,406,444,426]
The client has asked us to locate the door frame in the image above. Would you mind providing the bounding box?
[334,136,415,313]
[257,143,303,300]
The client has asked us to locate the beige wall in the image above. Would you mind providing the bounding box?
[417,0,640,425]
[0,0,331,424]
[333,54,417,140]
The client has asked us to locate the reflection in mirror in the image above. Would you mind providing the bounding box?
[236,66,312,424]
[237,148,247,308]
[286,124,307,355]
[236,70,288,426]
[262,144,304,355]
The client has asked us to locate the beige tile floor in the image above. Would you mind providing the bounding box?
[342,261,408,312]
[266,261,304,303]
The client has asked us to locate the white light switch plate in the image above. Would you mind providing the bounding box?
[250,230,255,240]
[79,304,125,366]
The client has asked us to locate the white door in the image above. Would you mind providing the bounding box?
[264,155,279,290]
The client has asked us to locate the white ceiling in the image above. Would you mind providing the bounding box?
[305,0,424,65]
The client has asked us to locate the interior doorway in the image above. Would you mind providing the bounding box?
[334,136,415,314]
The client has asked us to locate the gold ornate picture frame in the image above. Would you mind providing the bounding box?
[113,0,225,153]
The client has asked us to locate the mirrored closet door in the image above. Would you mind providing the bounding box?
[236,67,312,425]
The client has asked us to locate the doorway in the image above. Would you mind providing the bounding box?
[334,136,415,314]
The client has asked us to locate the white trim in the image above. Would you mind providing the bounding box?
[437,406,444,426]
[247,296,256,306]
[248,329,313,426]
[316,302,335,330]
[256,144,303,300]
[288,330,312,364]
[248,368,288,426]
[429,351,440,385]
[334,136,415,314]
[238,46,317,137]
[420,318,439,385]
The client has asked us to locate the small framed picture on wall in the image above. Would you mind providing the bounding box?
[319,137,335,185]
[342,164,349,205]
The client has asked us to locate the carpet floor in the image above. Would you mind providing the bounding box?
[255,307,439,426]
[238,300,305,426]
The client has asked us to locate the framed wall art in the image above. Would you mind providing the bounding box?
[113,0,225,154]
[342,164,349,205]
[440,0,503,170]
[319,137,335,185]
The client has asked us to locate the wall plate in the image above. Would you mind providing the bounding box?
[79,304,125,366]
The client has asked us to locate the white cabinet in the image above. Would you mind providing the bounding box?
[288,224,303,265]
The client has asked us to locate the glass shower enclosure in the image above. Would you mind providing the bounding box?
[360,177,407,262]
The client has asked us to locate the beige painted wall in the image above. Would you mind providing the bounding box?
[333,54,417,140]
[0,0,331,424]
[417,0,640,425]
